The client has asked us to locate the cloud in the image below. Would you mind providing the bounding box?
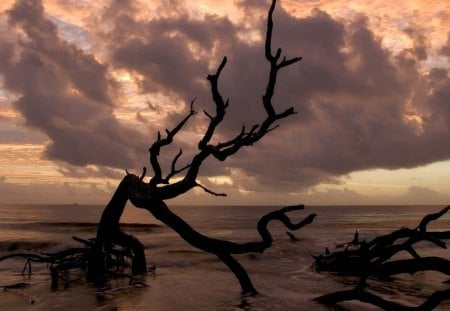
[0,0,148,168]
[57,164,124,179]
[400,186,448,204]
[0,123,47,144]
[109,11,238,108]
[0,0,449,201]
[0,178,112,204]
[440,31,450,57]
[403,27,428,61]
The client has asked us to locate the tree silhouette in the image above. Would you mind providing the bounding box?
[90,0,315,294]
[0,0,315,294]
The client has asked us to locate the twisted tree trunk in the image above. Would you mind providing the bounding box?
[89,176,147,283]
[87,0,310,293]
[93,174,315,293]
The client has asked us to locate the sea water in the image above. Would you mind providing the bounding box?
[0,204,449,310]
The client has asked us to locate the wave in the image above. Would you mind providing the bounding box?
[1,222,162,232]
[167,249,205,255]
[0,240,59,252]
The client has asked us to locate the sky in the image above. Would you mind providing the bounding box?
[0,0,449,206]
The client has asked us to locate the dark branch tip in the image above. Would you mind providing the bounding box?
[139,167,147,181]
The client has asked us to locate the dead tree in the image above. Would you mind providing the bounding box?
[0,0,314,293]
[82,0,314,294]
[313,206,450,309]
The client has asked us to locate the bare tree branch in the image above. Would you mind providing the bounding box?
[163,149,190,183]
[149,99,196,186]
[198,56,228,151]
[139,167,146,181]
[196,183,227,197]
[314,206,450,309]
[418,205,450,233]
[153,0,300,198]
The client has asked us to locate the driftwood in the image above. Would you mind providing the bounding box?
[313,206,450,310]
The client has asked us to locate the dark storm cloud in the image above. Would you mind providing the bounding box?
[96,0,450,193]
[7,0,113,104]
[0,0,148,168]
[110,12,237,107]
[235,8,450,192]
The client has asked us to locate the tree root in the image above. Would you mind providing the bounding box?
[0,236,149,289]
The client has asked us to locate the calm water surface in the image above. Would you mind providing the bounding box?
[0,204,449,310]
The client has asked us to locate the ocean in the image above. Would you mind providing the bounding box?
[1,204,450,310]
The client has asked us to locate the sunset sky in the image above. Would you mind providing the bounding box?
[0,0,449,206]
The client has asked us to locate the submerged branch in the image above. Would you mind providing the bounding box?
[314,206,450,309]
